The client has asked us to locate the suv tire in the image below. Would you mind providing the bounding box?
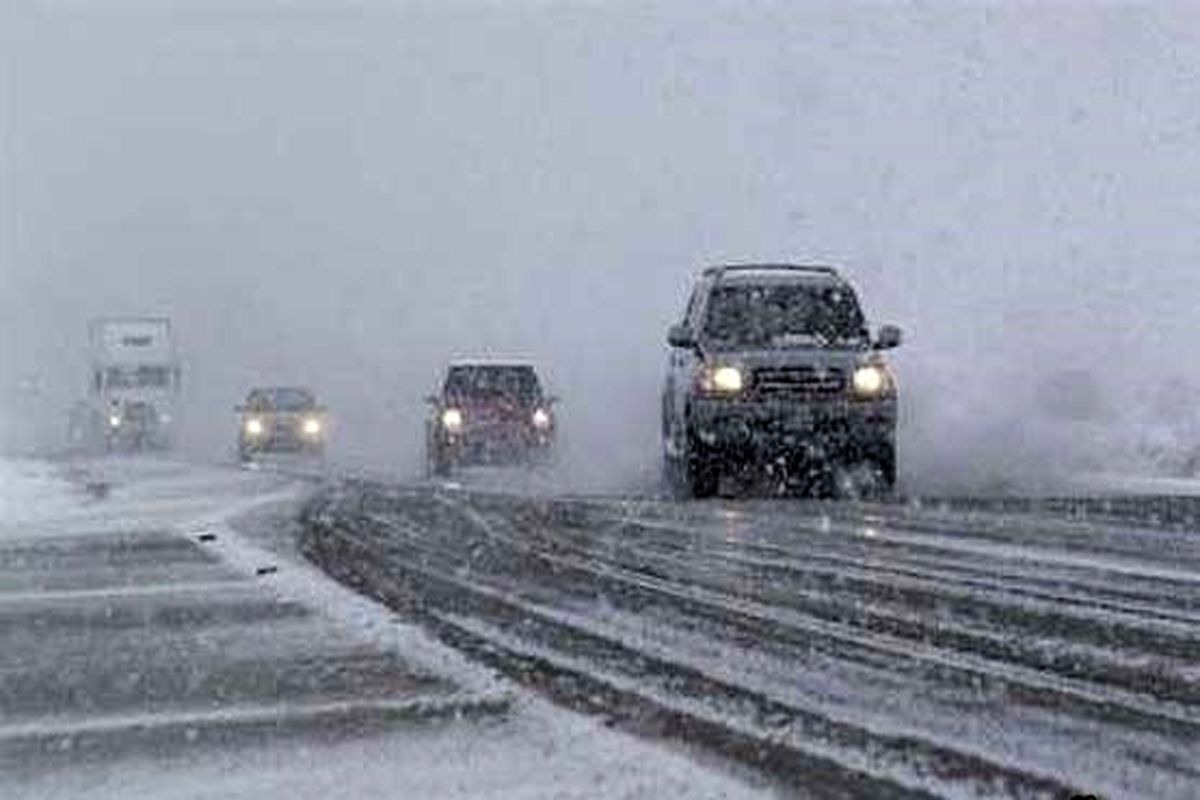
[873,442,897,492]
[671,443,718,499]
[427,446,452,478]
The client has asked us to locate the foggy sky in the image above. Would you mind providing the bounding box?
[4,2,1200,490]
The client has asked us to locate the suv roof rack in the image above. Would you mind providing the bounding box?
[702,263,841,279]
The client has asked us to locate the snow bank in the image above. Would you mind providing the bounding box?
[0,459,79,528]
[12,700,768,800]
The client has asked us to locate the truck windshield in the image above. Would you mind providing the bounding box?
[702,283,868,349]
[104,366,172,389]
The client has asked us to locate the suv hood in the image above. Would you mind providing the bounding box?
[702,347,867,372]
[454,397,535,423]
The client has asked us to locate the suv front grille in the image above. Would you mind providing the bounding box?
[752,366,846,398]
[124,403,158,422]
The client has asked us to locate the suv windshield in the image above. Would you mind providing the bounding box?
[445,366,541,405]
[702,283,867,349]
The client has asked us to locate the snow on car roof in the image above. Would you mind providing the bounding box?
[711,265,846,286]
[250,385,316,395]
[447,358,539,368]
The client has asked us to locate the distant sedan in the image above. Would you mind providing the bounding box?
[236,386,327,462]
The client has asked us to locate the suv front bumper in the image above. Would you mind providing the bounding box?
[436,424,554,463]
[688,397,896,461]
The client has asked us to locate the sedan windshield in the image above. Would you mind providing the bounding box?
[703,283,868,349]
[254,387,316,411]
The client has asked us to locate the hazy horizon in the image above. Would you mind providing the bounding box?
[4,2,1200,492]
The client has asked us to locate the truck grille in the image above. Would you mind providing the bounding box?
[753,366,846,398]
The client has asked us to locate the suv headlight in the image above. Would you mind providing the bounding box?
[532,408,552,429]
[302,417,322,437]
[441,408,464,432]
[852,364,894,399]
[244,418,264,437]
[698,365,745,395]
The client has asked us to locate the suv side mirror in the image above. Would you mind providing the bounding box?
[874,325,903,350]
[424,395,440,405]
[667,324,695,349]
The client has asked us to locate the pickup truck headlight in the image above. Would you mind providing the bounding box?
[852,364,894,399]
[698,365,745,395]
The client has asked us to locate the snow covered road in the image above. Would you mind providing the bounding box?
[0,459,772,799]
[303,480,1200,800]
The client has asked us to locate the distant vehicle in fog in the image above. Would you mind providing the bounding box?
[425,360,557,477]
[68,317,182,454]
[235,386,327,463]
[662,264,902,498]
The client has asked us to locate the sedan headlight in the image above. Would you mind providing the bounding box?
[244,418,264,437]
[441,408,464,432]
[698,365,745,395]
[852,364,893,398]
[302,417,323,437]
